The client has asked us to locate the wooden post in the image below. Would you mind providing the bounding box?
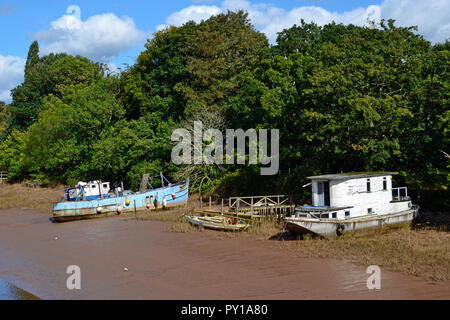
[160,172,165,188]
[251,197,253,215]
[98,181,103,199]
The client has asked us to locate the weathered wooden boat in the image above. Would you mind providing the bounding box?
[185,215,250,232]
[53,173,189,222]
[284,172,419,238]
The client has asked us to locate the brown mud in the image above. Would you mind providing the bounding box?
[0,209,448,299]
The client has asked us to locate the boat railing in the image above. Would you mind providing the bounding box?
[392,187,409,201]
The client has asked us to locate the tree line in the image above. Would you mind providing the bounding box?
[0,11,448,209]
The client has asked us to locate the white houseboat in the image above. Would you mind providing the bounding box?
[284,172,419,238]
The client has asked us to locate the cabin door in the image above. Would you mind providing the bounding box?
[317,181,330,207]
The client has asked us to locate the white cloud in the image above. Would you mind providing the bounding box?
[158,4,222,30]
[161,0,449,44]
[381,0,450,43]
[33,6,147,62]
[0,55,25,103]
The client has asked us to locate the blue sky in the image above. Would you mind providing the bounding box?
[1,0,449,102]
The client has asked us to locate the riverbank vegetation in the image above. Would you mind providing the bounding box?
[0,11,448,210]
[0,183,61,212]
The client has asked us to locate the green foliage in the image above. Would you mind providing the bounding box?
[0,12,448,210]
[122,21,198,120]
[6,49,104,133]
[180,10,270,116]
[24,41,40,81]
[0,129,27,179]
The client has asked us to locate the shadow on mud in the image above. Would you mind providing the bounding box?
[269,231,322,241]
[412,210,450,232]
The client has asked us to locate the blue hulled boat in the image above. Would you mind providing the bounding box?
[53,174,189,222]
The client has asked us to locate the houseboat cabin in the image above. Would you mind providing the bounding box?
[303,172,411,219]
[285,172,418,237]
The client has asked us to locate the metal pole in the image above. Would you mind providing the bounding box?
[200,196,203,212]
[209,196,211,209]
[221,199,224,215]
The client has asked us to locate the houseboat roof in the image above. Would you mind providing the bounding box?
[307,172,398,180]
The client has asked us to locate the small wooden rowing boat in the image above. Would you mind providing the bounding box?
[185,215,250,232]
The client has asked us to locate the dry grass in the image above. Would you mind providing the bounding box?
[132,209,198,233]
[158,215,450,281]
[170,219,199,233]
[237,221,450,282]
[280,225,450,281]
[129,197,200,233]
[133,210,185,223]
[0,183,62,212]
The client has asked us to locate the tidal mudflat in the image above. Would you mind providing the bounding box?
[0,209,448,300]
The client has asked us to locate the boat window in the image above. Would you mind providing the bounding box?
[103,184,108,189]
[368,208,373,214]
[332,212,337,218]
[321,213,329,219]
[367,179,371,192]
[345,211,350,217]
[383,177,387,190]
[92,185,96,188]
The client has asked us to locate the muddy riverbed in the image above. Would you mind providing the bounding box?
[0,209,448,299]
[0,278,39,300]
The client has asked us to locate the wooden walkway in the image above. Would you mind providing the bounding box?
[198,195,296,222]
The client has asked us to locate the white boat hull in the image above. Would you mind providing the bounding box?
[284,206,419,238]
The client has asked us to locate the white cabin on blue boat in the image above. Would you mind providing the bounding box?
[284,172,418,237]
[67,181,110,201]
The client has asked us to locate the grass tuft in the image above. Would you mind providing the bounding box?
[0,183,62,212]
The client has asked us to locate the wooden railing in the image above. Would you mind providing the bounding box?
[229,195,288,210]
[0,171,9,184]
